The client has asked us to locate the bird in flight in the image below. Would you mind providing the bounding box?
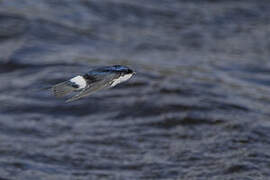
[51,65,135,102]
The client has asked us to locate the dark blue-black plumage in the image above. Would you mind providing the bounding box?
[52,65,135,102]
[86,65,134,75]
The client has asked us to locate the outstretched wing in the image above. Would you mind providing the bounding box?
[65,82,105,102]
[51,75,87,97]
[65,73,119,102]
[52,81,79,97]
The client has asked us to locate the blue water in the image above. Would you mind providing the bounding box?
[0,0,270,179]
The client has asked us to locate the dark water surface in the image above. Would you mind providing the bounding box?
[1,0,270,179]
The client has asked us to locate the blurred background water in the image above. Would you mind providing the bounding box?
[0,0,270,179]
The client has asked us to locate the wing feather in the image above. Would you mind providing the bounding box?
[65,73,119,102]
[65,84,103,102]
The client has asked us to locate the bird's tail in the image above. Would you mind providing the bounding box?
[51,81,76,97]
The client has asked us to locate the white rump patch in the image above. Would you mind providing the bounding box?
[70,75,87,90]
[111,74,133,87]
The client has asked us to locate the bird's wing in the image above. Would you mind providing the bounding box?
[65,73,119,102]
[65,83,104,102]
[52,81,79,97]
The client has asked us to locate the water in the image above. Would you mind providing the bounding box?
[0,0,270,179]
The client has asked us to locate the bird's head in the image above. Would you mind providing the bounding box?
[100,65,135,76]
[112,65,135,75]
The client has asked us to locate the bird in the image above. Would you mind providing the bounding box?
[51,65,135,102]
